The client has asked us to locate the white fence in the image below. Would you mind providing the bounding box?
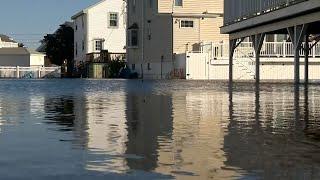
[224,0,308,25]
[0,66,61,79]
[200,42,320,59]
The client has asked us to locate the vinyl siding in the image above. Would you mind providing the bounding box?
[173,17,228,54]
[158,0,223,14]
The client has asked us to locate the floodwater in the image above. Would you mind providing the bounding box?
[0,79,319,180]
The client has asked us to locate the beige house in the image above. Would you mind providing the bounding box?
[127,0,228,79]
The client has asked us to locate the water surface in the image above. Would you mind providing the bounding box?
[0,79,319,179]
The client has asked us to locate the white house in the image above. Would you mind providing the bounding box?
[72,0,126,67]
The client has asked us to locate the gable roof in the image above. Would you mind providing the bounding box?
[0,34,17,43]
[71,0,107,19]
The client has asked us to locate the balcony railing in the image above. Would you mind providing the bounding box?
[224,0,308,26]
[199,41,320,59]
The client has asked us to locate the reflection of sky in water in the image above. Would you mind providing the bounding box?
[0,80,318,179]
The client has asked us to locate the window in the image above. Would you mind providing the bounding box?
[82,16,84,28]
[132,64,135,71]
[75,42,78,56]
[175,0,183,6]
[75,23,78,31]
[128,29,138,47]
[109,12,118,28]
[180,20,194,28]
[82,40,85,51]
[147,63,151,70]
[95,40,103,51]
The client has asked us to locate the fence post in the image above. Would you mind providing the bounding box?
[38,67,41,79]
[16,66,20,79]
[283,41,286,57]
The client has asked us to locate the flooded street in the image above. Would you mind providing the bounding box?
[0,79,319,179]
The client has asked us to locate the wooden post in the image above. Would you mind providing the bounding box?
[251,33,266,84]
[287,24,308,84]
[305,34,309,84]
[229,39,237,84]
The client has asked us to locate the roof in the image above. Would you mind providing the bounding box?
[0,48,45,56]
[27,49,45,55]
[71,0,106,19]
[0,48,29,55]
[0,34,17,43]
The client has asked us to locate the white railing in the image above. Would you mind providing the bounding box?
[224,0,308,25]
[200,42,320,59]
[0,66,61,79]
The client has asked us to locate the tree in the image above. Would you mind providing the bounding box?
[41,25,74,77]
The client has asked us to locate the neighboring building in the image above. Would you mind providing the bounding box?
[221,0,320,83]
[126,0,228,79]
[72,0,126,67]
[0,34,19,48]
[0,48,45,67]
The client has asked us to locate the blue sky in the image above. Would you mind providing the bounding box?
[0,0,101,48]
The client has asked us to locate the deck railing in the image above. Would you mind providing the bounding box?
[200,41,320,59]
[224,0,308,26]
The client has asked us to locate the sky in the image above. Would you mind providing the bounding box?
[0,0,101,49]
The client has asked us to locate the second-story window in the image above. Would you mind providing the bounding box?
[175,0,183,6]
[180,20,194,28]
[95,40,103,51]
[109,12,118,28]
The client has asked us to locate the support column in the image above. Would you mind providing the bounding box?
[251,33,266,84]
[305,34,309,84]
[229,39,237,84]
[287,24,308,84]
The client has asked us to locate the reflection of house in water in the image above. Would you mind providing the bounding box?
[125,94,173,171]
[84,92,128,173]
[154,91,239,179]
[224,86,320,179]
[43,91,129,173]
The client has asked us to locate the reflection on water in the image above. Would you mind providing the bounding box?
[0,80,319,179]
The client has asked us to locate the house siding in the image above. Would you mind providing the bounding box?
[73,0,126,65]
[127,0,227,79]
[159,0,223,14]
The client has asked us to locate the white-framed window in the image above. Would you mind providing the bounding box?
[175,0,183,6]
[94,40,103,51]
[180,20,194,28]
[108,12,118,28]
[128,29,138,48]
